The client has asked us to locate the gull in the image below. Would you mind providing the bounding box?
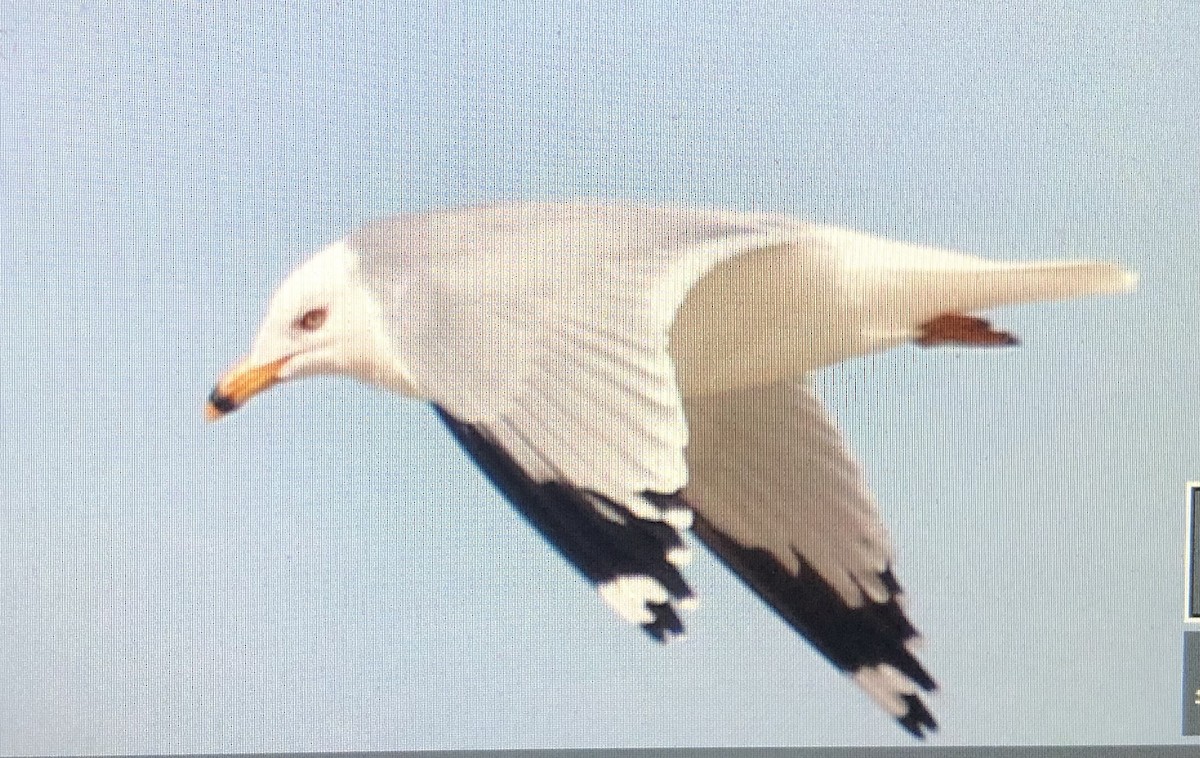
[206,201,1135,737]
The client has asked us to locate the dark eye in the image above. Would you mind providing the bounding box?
[295,307,328,331]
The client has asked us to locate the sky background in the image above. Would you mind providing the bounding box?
[1,0,1198,752]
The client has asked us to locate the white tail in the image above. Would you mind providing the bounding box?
[898,261,1137,321]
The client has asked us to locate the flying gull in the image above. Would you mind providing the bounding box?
[206,201,1135,737]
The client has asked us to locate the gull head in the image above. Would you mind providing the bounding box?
[205,241,416,421]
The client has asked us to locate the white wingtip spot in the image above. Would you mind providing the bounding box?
[666,545,694,566]
[598,575,670,625]
[853,664,920,717]
[663,508,694,531]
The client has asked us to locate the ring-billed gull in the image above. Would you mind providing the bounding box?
[206,201,1136,737]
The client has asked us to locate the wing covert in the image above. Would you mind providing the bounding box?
[354,202,793,632]
[354,201,793,513]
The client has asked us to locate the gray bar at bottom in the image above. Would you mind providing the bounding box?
[1185,631,1200,735]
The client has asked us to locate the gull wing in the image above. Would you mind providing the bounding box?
[682,379,937,737]
[350,201,796,632]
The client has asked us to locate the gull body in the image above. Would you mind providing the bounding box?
[208,200,1135,737]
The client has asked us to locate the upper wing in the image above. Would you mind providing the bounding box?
[352,201,796,631]
[683,378,937,737]
[352,201,797,504]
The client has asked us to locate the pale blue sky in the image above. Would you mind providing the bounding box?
[1,0,1198,752]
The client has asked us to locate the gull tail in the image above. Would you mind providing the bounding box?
[895,260,1137,325]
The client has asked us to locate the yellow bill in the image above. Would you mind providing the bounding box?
[205,355,291,421]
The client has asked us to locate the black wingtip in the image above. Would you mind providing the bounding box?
[897,694,938,739]
[641,601,685,642]
[691,512,939,738]
[433,405,697,641]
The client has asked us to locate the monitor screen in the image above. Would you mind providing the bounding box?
[1,2,1195,754]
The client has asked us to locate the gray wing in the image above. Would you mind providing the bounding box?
[352,201,793,502]
[683,378,937,737]
[351,201,794,623]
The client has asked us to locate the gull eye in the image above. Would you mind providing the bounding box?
[295,307,328,332]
